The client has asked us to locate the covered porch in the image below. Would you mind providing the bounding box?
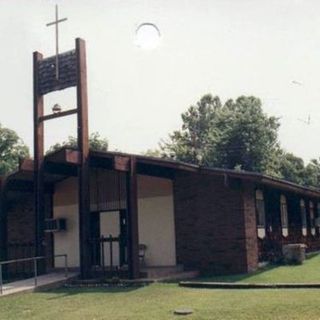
[1,148,185,280]
[53,171,178,278]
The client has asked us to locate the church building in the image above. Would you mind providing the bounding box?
[1,147,320,279]
[1,34,320,281]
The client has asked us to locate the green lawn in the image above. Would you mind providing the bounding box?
[200,253,320,284]
[2,255,320,319]
[1,284,320,320]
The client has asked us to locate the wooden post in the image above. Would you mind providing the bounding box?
[33,52,45,263]
[127,156,139,279]
[76,38,91,278]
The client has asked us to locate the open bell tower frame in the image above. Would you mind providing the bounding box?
[33,38,91,278]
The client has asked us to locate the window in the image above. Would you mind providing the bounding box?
[256,190,266,239]
[280,195,288,237]
[310,201,316,236]
[300,199,307,236]
[317,203,320,232]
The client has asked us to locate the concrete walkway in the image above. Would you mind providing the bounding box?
[0,272,78,297]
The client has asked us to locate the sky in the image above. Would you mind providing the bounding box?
[1,0,320,162]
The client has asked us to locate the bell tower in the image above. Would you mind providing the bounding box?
[33,5,91,278]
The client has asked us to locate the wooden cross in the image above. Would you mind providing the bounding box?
[46,4,68,80]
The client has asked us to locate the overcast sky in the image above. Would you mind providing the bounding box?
[1,0,320,162]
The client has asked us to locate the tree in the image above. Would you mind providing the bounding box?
[161,94,280,173]
[277,152,306,185]
[274,153,320,188]
[0,123,29,175]
[48,132,108,153]
[160,94,222,165]
[143,149,163,158]
[304,159,320,188]
[214,96,280,172]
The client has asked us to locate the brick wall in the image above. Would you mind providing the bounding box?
[5,192,53,268]
[242,182,259,272]
[174,172,258,275]
[6,194,35,252]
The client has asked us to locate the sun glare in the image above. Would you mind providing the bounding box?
[135,23,161,50]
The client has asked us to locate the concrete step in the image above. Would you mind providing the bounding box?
[140,265,185,278]
[138,270,199,282]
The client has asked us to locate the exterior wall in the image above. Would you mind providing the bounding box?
[6,194,35,252]
[53,177,79,268]
[4,191,53,274]
[257,187,320,261]
[137,175,176,266]
[242,182,259,272]
[174,172,257,275]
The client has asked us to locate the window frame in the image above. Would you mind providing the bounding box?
[300,199,307,236]
[255,189,266,239]
[309,201,316,236]
[280,195,288,237]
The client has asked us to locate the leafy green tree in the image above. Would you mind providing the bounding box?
[303,159,320,188]
[160,94,222,165]
[48,132,108,153]
[161,94,280,173]
[214,96,280,172]
[143,149,163,158]
[277,152,306,185]
[0,123,29,175]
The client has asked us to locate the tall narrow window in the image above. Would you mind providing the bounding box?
[256,190,266,239]
[280,195,288,237]
[300,199,307,236]
[310,201,316,236]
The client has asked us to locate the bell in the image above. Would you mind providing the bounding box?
[52,103,62,113]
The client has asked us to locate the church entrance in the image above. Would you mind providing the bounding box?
[90,209,128,277]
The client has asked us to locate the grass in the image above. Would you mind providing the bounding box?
[199,253,320,284]
[1,284,320,320]
[2,255,320,319]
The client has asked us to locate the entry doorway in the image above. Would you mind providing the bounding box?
[90,210,128,269]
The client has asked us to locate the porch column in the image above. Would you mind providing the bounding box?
[127,156,139,279]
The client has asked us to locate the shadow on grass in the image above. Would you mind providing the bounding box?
[306,252,320,260]
[42,284,148,300]
[198,253,320,283]
[197,264,278,283]
[198,261,312,283]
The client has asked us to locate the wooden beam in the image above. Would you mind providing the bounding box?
[76,38,91,278]
[33,51,46,262]
[127,156,140,279]
[114,156,130,172]
[38,108,77,122]
[5,180,53,193]
[46,148,81,165]
[137,157,198,173]
[65,149,81,165]
[19,159,34,172]
[44,164,77,178]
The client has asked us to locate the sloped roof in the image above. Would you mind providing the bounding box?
[3,147,320,198]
